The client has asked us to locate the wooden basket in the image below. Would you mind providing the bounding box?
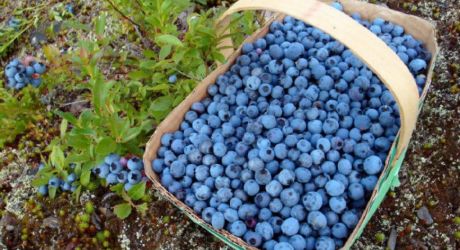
[143,0,438,249]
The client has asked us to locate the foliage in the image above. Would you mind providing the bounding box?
[0,3,47,56]
[7,0,262,219]
[0,86,43,147]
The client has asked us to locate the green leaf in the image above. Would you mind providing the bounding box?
[196,64,206,78]
[211,51,226,63]
[80,169,91,186]
[139,60,157,69]
[155,34,183,47]
[159,45,172,60]
[66,153,90,164]
[67,134,91,149]
[74,185,82,201]
[62,20,91,31]
[143,49,156,59]
[55,111,78,125]
[32,171,53,187]
[49,186,57,199]
[149,96,173,121]
[60,119,68,139]
[150,96,173,112]
[128,70,149,80]
[121,127,142,143]
[92,78,114,114]
[110,183,124,195]
[95,137,116,156]
[127,182,146,201]
[50,146,65,169]
[95,13,106,36]
[114,203,132,219]
[136,202,148,216]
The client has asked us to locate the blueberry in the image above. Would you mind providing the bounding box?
[170,161,186,178]
[361,175,378,192]
[277,169,295,186]
[32,62,46,74]
[105,153,121,165]
[281,217,300,236]
[409,58,427,73]
[307,211,327,230]
[258,207,273,221]
[348,182,365,200]
[127,170,141,184]
[238,204,259,220]
[106,173,118,184]
[195,185,211,200]
[315,236,335,250]
[331,222,348,239]
[61,182,71,191]
[224,208,239,222]
[5,65,17,78]
[117,171,128,183]
[244,231,263,247]
[279,188,299,207]
[269,44,284,59]
[363,155,383,175]
[325,180,345,196]
[168,74,177,83]
[127,157,143,170]
[302,191,323,211]
[285,42,304,60]
[65,173,76,183]
[274,242,294,250]
[290,204,307,221]
[38,185,48,196]
[211,212,225,230]
[217,187,233,202]
[329,196,347,213]
[212,142,227,157]
[255,221,274,240]
[201,207,216,223]
[244,179,260,196]
[341,210,359,228]
[310,149,325,165]
[225,164,241,179]
[255,169,272,185]
[294,167,311,183]
[296,139,311,153]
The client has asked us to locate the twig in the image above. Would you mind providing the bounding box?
[104,0,143,31]
[133,0,146,15]
[59,100,88,107]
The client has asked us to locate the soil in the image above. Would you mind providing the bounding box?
[0,0,459,250]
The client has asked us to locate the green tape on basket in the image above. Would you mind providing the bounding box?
[350,143,408,244]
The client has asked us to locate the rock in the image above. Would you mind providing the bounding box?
[387,227,397,250]
[43,216,60,229]
[91,212,102,230]
[417,206,434,225]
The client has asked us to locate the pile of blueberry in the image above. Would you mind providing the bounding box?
[92,154,146,191]
[38,163,78,196]
[4,58,46,89]
[151,3,430,250]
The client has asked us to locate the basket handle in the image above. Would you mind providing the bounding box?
[216,0,419,162]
